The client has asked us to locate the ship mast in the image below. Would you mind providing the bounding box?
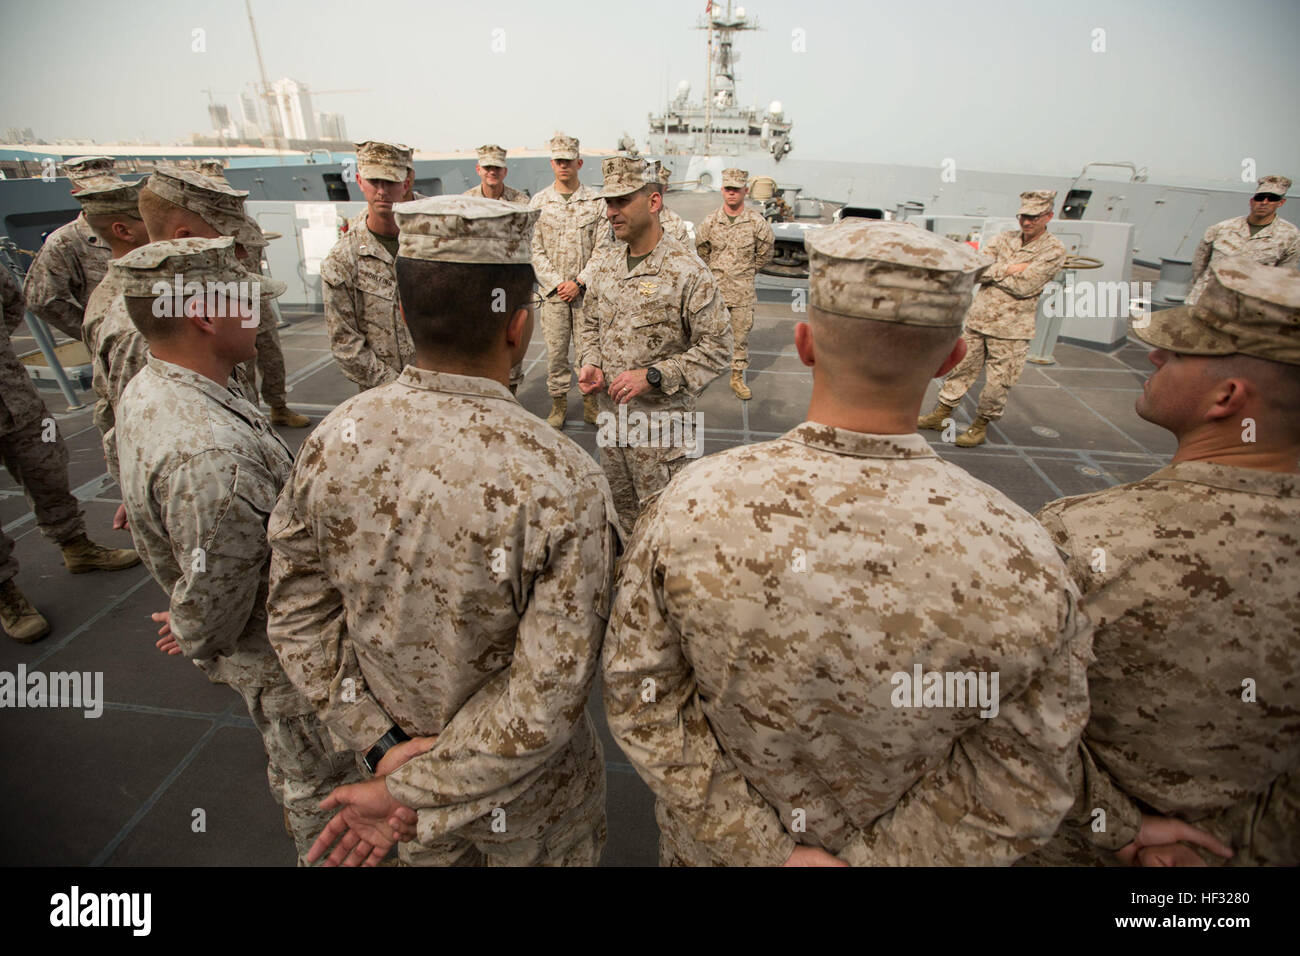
[704,5,713,154]
[245,0,287,162]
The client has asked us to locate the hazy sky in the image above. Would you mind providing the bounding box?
[2,0,1297,185]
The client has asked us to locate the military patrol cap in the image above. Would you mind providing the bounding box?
[110,236,286,300]
[1137,257,1300,365]
[198,160,227,181]
[721,168,748,189]
[74,179,143,218]
[145,165,267,251]
[658,163,672,186]
[1256,175,1291,198]
[599,156,656,198]
[549,132,579,160]
[63,156,121,190]
[475,145,507,168]
[805,220,992,327]
[393,195,538,265]
[355,141,413,182]
[1018,190,1057,216]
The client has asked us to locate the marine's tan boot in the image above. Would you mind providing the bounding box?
[955,417,989,447]
[546,395,567,428]
[270,406,311,428]
[730,371,752,400]
[582,394,599,424]
[60,534,142,574]
[917,401,955,431]
[0,579,50,643]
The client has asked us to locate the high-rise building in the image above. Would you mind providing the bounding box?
[239,92,262,139]
[270,77,318,142]
[316,111,347,142]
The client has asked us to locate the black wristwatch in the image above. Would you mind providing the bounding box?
[646,366,663,389]
[363,725,410,774]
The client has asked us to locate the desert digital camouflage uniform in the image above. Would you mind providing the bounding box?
[112,240,362,865]
[1187,176,1299,305]
[580,159,732,534]
[462,183,529,203]
[937,191,1068,422]
[22,214,111,339]
[1024,259,1300,867]
[658,206,690,246]
[694,180,774,373]
[604,221,1092,866]
[0,268,86,582]
[529,134,606,398]
[321,210,414,390]
[268,196,619,867]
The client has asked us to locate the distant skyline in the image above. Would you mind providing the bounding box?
[2,0,1297,186]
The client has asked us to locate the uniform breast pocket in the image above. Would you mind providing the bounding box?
[630,306,683,364]
[355,266,394,303]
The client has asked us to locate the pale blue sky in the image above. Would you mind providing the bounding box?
[2,0,1297,185]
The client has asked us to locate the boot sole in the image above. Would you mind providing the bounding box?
[6,621,51,643]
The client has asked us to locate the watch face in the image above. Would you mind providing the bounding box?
[647,368,661,386]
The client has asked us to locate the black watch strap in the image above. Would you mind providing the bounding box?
[363,725,410,774]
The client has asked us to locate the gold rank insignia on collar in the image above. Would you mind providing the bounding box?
[638,281,658,296]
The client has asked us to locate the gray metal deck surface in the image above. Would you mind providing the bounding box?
[0,292,1172,866]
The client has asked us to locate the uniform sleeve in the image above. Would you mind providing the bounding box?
[577,259,606,370]
[321,255,397,390]
[266,451,393,753]
[382,473,618,828]
[753,217,775,270]
[158,450,275,663]
[577,202,615,289]
[1278,231,1300,270]
[603,495,796,866]
[988,239,1068,299]
[1189,225,1215,285]
[528,197,564,295]
[694,214,713,261]
[101,327,151,484]
[837,585,1094,866]
[1,269,24,333]
[653,272,733,397]
[22,245,85,339]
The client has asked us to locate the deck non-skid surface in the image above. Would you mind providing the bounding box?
[0,303,1169,866]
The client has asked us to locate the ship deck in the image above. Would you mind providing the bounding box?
[0,224,1172,867]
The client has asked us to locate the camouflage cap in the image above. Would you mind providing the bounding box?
[63,156,120,190]
[658,163,672,186]
[549,132,579,160]
[74,179,143,218]
[110,236,286,300]
[393,195,538,265]
[721,167,748,189]
[1018,190,1057,216]
[198,160,228,181]
[145,165,266,251]
[599,156,655,198]
[475,144,507,168]
[804,220,992,327]
[355,141,413,182]
[1183,257,1300,365]
[1256,175,1291,198]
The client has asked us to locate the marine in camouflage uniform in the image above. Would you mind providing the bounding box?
[0,266,139,642]
[322,141,416,390]
[21,157,119,339]
[1023,257,1300,867]
[656,163,691,246]
[529,133,607,427]
[694,167,774,400]
[87,167,267,480]
[603,221,1093,866]
[920,189,1068,447]
[268,197,618,866]
[112,239,363,864]
[1187,174,1298,305]
[578,156,732,535]
[461,144,530,204]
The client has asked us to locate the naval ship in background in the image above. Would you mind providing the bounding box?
[0,2,1293,868]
